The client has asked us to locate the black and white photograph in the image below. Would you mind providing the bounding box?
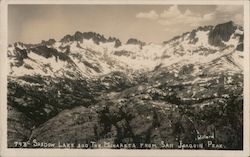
[0,0,249,156]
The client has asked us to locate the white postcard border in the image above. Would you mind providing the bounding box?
[0,0,249,157]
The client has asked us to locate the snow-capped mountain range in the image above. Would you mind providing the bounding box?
[8,21,243,79]
[7,21,244,149]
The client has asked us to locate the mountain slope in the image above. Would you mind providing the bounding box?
[7,21,244,149]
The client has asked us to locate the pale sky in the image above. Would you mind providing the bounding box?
[8,5,243,44]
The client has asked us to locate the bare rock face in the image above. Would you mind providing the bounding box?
[208,21,242,47]
[30,106,100,146]
[210,21,236,41]
[7,105,34,147]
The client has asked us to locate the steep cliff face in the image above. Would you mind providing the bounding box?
[209,21,236,42]
[208,21,243,49]
[7,21,244,149]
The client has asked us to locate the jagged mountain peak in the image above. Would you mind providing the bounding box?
[60,31,104,43]
[162,21,243,54]
[163,25,213,45]
[60,31,122,47]
[208,21,240,47]
[41,38,56,46]
[126,38,146,46]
